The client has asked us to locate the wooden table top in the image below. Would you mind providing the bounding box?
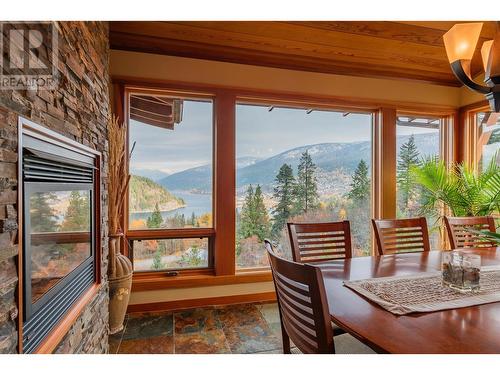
[318,248,500,354]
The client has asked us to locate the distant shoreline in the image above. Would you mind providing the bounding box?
[130,205,186,215]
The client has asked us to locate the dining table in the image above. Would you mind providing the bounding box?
[317,247,500,354]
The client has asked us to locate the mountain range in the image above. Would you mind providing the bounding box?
[155,132,439,193]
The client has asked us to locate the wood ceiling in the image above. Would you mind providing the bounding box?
[110,21,498,87]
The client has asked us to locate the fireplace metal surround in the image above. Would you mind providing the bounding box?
[19,118,101,353]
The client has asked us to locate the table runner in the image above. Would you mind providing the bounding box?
[343,266,500,315]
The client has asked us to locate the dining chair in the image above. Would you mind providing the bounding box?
[372,217,430,255]
[287,221,352,263]
[265,245,375,354]
[444,216,497,249]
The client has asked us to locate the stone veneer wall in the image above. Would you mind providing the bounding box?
[0,22,110,353]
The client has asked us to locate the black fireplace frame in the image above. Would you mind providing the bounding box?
[18,117,102,354]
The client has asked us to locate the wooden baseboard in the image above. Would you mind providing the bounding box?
[127,291,277,313]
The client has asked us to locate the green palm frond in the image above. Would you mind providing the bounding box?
[412,152,500,219]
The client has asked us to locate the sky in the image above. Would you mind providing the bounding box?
[130,100,439,175]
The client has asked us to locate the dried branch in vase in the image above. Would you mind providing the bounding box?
[108,115,133,235]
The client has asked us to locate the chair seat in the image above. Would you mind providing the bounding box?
[290,334,376,354]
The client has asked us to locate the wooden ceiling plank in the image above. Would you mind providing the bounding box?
[285,21,448,47]
[111,31,460,86]
[111,22,453,74]
[396,21,497,39]
[163,21,452,71]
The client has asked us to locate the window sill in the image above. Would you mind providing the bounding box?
[131,270,273,292]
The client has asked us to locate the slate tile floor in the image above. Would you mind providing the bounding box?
[109,302,289,354]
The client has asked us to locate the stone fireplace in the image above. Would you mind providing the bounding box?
[0,21,110,353]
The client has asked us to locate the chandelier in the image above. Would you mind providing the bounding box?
[443,22,499,112]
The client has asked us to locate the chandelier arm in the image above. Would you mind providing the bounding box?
[450,60,491,94]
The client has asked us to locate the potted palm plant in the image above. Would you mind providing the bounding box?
[108,115,133,334]
[412,154,500,224]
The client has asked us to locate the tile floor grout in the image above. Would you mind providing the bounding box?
[111,302,282,354]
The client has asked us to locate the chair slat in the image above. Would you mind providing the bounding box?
[444,216,496,249]
[372,217,430,255]
[266,244,335,354]
[288,221,353,263]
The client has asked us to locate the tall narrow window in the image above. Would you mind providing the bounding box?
[396,116,441,248]
[235,104,373,269]
[127,91,213,271]
[475,112,500,171]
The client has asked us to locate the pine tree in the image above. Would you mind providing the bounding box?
[347,160,370,203]
[272,164,296,236]
[397,135,421,211]
[252,185,270,241]
[294,150,319,213]
[238,185,255,239]
[190,212,196,226]
[151,248,165,270]
[180,244,203,267]
[238,184,271,240]
[146,203,163,229]
[30,192,59,232]
[61,191,90,231]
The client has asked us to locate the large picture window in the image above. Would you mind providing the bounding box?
[127,91,214,272]
[122,83,454,281]
[235,103,373,268]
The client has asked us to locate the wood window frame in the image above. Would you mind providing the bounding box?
[393,111,456,249]
[458,100,492,171]
[123,86,225,276]
[233,98,376,260]
[112,76,458,289]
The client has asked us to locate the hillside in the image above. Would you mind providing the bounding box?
[158,132,439,193]
[130,168,169,182]
[159,157,261,192]
[129,175,185,213]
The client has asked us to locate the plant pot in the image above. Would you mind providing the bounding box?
[108,234,133,335]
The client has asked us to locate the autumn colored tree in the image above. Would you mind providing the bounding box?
[61,191,90,231]
[30,192,59,232]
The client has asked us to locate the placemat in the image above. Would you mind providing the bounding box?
[343,266,500,315]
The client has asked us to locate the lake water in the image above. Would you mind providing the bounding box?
[129,191,212,222]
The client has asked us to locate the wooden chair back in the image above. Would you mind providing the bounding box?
[287,221,352,263]
[266,247,334,354]
[444,216,497,249]
[264,239,276,253]
[372,217,430,255]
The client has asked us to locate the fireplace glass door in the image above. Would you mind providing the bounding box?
[24,182,94,319]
